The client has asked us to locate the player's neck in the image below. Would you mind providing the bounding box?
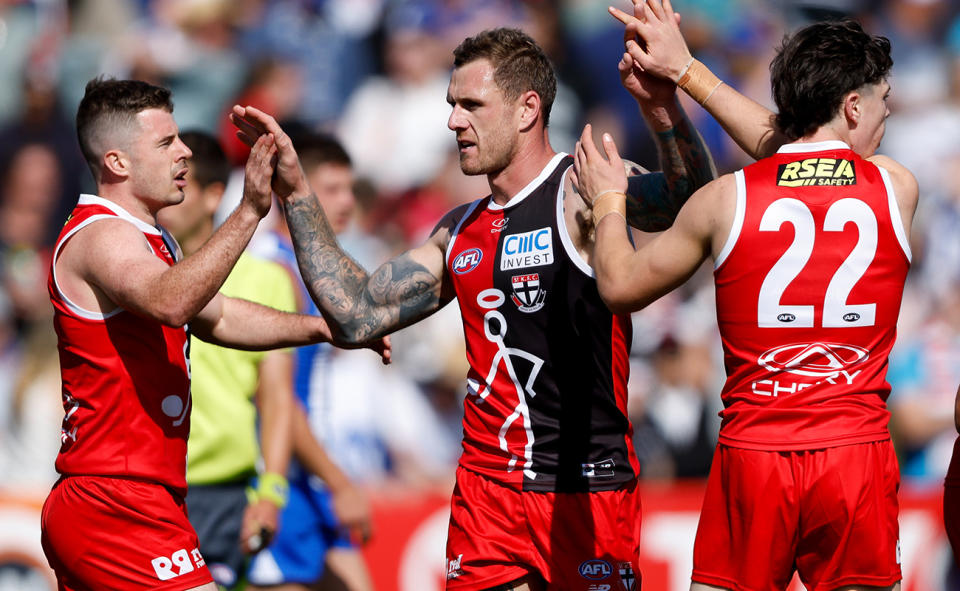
[796,121,849,147]
[96,183,158,226]
[487,131,556,205]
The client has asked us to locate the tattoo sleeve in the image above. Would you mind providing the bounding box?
[283,194,443,342]
[626,111,717,232]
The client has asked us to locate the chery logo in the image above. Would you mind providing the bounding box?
[758,342,869,377]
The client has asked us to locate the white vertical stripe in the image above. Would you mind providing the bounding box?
[715,170,747,268]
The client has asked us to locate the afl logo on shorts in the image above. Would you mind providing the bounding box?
[758,342,869,377]
[452,248,483,274]
[579,559,612,579]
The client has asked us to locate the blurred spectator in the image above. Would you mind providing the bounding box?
[337,0,454,197]
[238,0,384,127]
[888,288,960,485]
[218,58,304,167]
[0,143,59,336]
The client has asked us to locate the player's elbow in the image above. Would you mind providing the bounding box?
[597,278,640,315]
[154,307,193,329]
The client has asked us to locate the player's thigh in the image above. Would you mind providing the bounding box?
[796,441,900,589]
[185,584,220,591]
[692,446,799,590]
[690,584,731,591]
[42,476,213,590]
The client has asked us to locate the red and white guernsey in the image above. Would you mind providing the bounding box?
[49,194,192,495]
[714,141,910,450]
[446,154,639,493]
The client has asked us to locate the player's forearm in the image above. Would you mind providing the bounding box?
[291,403,352,493]
[650,102,715,204]
[685,68,787,160]
[593,214,641,315]
[284,192,442,343]
[198,296,333,350]
[256,352,294,478]
[153,204,262,326]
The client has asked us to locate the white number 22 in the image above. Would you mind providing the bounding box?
[757,197,877,328]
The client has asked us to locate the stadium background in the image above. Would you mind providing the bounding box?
[1,0,959,588]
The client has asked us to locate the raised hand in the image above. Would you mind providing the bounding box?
[241,132,277,219]
[571,124,629,209]
[610,0,692,84]
[231,105,309,200]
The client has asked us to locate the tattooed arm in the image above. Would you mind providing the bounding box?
[229,104,457,343]
[282,194,460,342]
[617,46,716,232]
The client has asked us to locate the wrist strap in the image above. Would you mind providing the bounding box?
[257,472,289,508]
[592,192,627,226]
[677,59,723,106]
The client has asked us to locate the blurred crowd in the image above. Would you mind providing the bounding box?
[3,0,960,495]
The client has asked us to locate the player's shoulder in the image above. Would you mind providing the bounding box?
[428,201,477,245]
[866,153,916,183]
[867,153,918,201]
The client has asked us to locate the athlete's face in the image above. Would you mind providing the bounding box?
[306,162,355,235]
[851,80,890,157]
[447,59,520,176]
[126,108,192,209]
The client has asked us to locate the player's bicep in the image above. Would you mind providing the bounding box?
[620,190,714,310]
[363,239,447,328]
[81,220,175,319]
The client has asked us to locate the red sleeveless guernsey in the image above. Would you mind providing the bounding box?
[713,141,910,450]
[49,194,192,495]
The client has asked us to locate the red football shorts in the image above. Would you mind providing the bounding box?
[444,466,641,591]
[943,436,960,568]
[692,441,901,591]
[41,475,213,591]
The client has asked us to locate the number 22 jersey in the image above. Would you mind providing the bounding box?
[446,153,639,493]
[714,141,911,450]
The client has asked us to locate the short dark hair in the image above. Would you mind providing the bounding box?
[292,131,352,174]
[76,77,173,180]
[453,28,557,127]
[771,19,892,140]
[180,131,230,189]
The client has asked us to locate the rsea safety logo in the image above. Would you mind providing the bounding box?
[777,158,856,187]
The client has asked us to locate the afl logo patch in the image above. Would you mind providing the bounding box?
[452,248,483,274]
[579,559,612,579]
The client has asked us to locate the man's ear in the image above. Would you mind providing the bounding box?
[518,90,543,132]
[843,91,862,127]
[102,149,130,179]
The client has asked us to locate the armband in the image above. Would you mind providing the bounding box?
[257,472,289,508]
[592,192,628,226]
[677,59,723,106]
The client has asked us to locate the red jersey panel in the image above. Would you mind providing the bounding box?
[49,194,192,495]
[446,154,637,493]
[714,141,910,450]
